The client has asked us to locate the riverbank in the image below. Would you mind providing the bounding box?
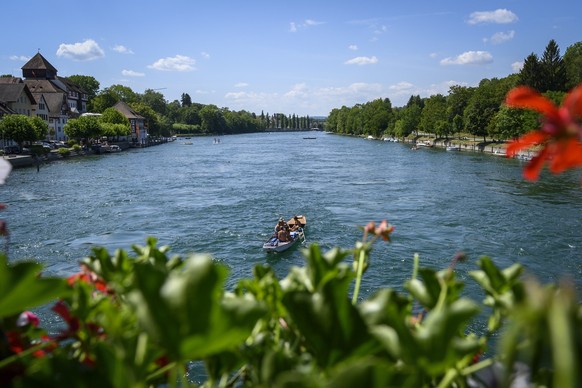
[2,138,175,169]
[393,134,535,160]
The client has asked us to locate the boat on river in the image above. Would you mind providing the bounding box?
[263,215,306,253]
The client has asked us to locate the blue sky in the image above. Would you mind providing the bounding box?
[1,1,580,116]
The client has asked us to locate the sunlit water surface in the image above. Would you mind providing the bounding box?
[3,132,581,381]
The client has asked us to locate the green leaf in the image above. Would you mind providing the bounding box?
[0,254,69,317]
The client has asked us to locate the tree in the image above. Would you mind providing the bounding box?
[181,93,192,107]
[106,85,138,104]
[518,53,543,91]
[64,115,102,143]
[0,114,39,150]
[419,94,448,137]
[199,104,226,134]
[446,85,474,135]
[30,116,49,141]
[68,75,100,102]
[99,108,130,140]
[540,39,567,92]
[563,41,582,90]
[493,105,540,140]
[141,89,167,116]
[130,103,159,136]
[89,90,119,113]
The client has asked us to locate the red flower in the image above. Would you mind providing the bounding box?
[505,85,582,181]
[67,264,111,294]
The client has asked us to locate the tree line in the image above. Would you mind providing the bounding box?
[68,81,317,138]
[326,39,582,141]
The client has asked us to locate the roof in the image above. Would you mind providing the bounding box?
[21,52,57,73]
[35,92,69,117]
[113,101,144,120]
[0,83,36,104]
[0,77,24,84]
[24,79,63,94]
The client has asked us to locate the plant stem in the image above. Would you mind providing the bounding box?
[352,248,366,304]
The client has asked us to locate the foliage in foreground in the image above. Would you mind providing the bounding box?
[0,232,580,387]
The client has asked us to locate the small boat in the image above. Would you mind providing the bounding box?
[263,215,306,253]
[109,145,121,153]
[303,137,317,140]
[446,145,460,151]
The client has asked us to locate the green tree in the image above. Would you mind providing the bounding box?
[563,41,582,90]
[64,115,102,143]
[68,75,100,102]
[30,116,49,141]
[181,93,192,107]
[446,85,474,134]
[464,77,515,141]
[140,89,167,116]
[0,114,38,150]
[518,53,543,91]
[540,39,567,92]
[362,98,393,138]
[419,94,448,137]
[130,103,159,136]
[99,108,130,140]
[106,85,138,104]
[199,104,226,134]
[493,105,540,140]
[89,90,119,113]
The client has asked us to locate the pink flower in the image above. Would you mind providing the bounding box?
[16,311,39,327]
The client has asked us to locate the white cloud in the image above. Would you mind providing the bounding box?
[389,81,414,91]
[429,52,438,58]
[349,44,358,51]
[9,55,30,62]
[284,83,308,98]
[467,9,518,25]
[113,45,134,54]
[344,56,378,65]
[234,82,248,88]
[440,51,493,65]
[289,19,324,32]
[56,39,105,61]
[484,30,515,45]
[148,55,196,71]
[201,52,210,59]
[121,69,145,77]
[511,61,524,73]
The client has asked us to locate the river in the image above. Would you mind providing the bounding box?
[3,132,582,300]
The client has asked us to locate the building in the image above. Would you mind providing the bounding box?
[0,77,37,150]
[0,78,36,117]
[113,101,148,146]
[21,52,88,141]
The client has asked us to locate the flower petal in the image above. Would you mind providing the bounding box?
[506,131,547,157]
[506,86,557,116]
[523,147,549,181]
[549,139,582,174]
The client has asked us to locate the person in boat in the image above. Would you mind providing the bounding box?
[290,216,303,231]
[274,218,287,234]
[277,226,290,242]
